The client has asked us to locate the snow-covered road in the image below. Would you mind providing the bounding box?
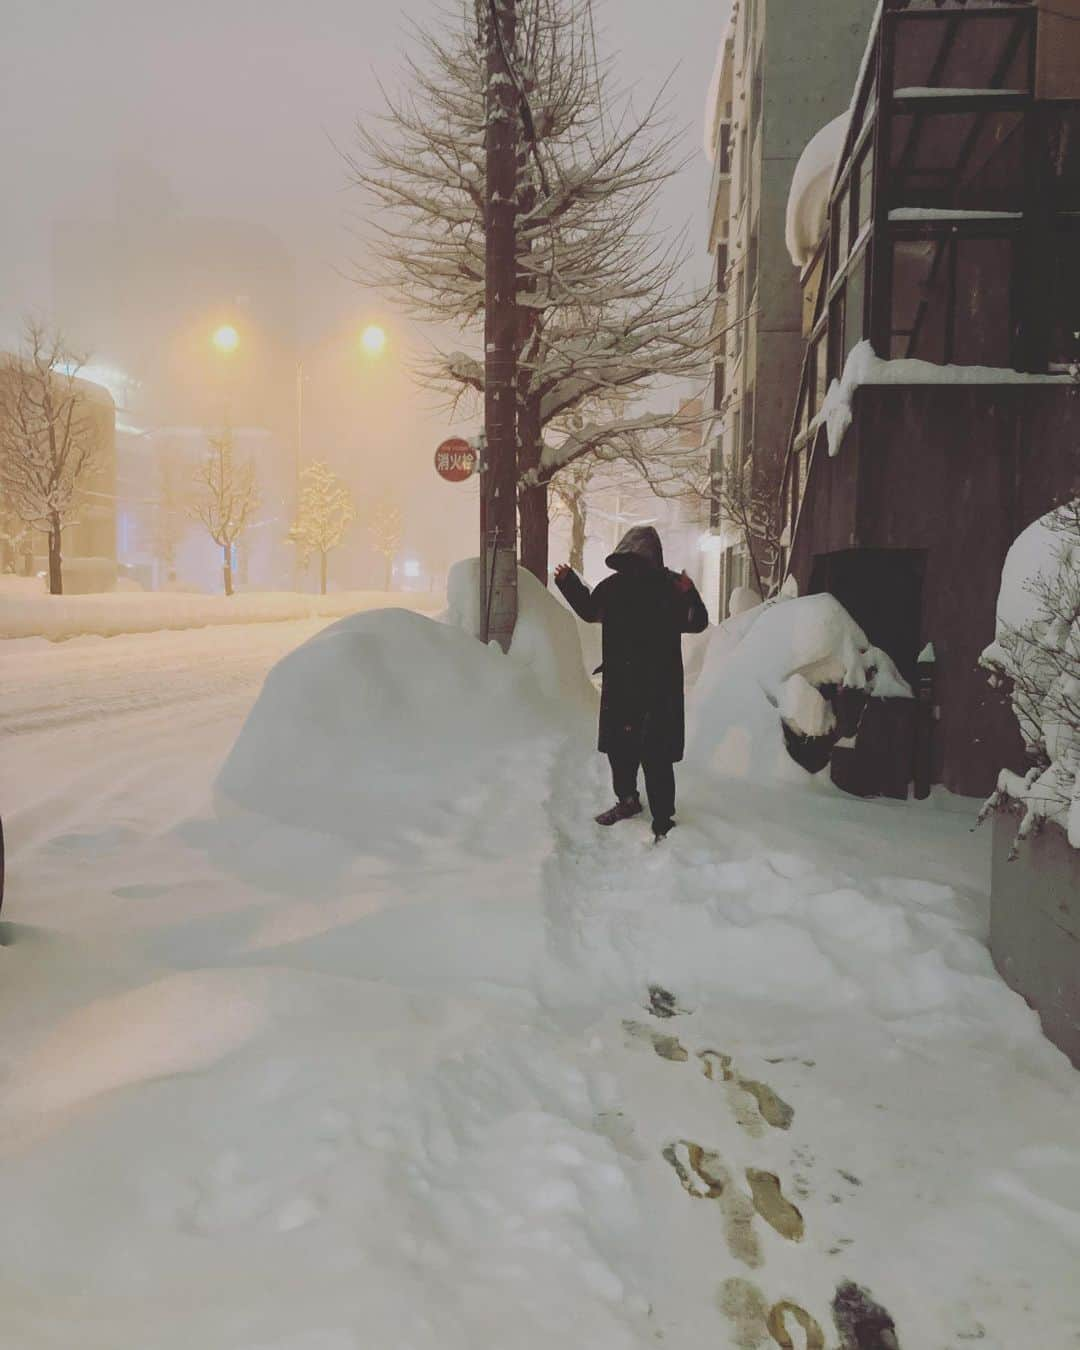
[2,610,1080,1350]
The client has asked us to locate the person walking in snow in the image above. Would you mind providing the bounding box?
[555,525,709,841]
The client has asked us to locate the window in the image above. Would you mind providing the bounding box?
[844,255,868,363]
[713,361,726,412]
[952,237,1012,366]
[812,334,828,413]
[828,291,847,381]
[892,14,1032,94]
[716,243,729,292]
[889,234,1013,366]
[857,144,875,234]
[832,190,852,272]
[890,238,949,362]
[889,110,1024,212]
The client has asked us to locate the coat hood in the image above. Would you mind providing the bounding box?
[605,524,664,572]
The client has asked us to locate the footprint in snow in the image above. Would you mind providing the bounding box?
[699,1049,795,1133]
[719,1278,826,1349]
[646,984,688,1019]
[623,1018,688,1062]
[831,1281,901,1349]
[662,1141,761,1268]
[745,1169,805,1242]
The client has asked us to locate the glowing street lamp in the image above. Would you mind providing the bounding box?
[360,324,387,357]
[212,324,240,355]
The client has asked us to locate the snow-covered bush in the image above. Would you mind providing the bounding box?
[979,500,1080,853]
[688,593,911,785]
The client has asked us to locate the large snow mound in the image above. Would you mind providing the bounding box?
[688,593,911,784]
[217,606,582,842]
[445,557,596,709]
[785,113,849,269]
[981,503,1080,848]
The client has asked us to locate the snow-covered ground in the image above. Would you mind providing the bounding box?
[0,579,442,641]
[2,602,1079,1349]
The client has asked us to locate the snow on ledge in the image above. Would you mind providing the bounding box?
[814,341,1075,458]
[894,87,1027,99]
[889,208,1022,222]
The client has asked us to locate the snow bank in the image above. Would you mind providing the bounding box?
[785,113,849,269]
[816,341,1074,458]
[688,593,911,784]
[980,504,1080,849]
[445,557,596,709]
[217,605,586,844]
[0,587,443,641]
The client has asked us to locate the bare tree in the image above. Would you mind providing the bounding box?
[189,426,260,597]
[288,460,356,595]
[348,0,712,581]
[0,321,101,595]
[368,498,403,591]
[550,458,595,572]
[152,440,190,584]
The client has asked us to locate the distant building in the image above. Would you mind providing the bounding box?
[778,0,1080,795]
[701,0,878,620]
[52,161,298,590]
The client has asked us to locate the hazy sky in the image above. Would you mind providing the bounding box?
[2,0,727,571]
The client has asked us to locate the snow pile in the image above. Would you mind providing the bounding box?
[217,605,586,844]
[816,341,1074,457]
[980,503,1080,849]
[785,114,849,269]
[688,593,911,784]
[0,586,442,641]
[445,557,596,709]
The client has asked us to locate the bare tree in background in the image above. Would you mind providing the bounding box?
[288,460,356,595]
[348,0,713,580]
[0,321,100,595]
[550,459,596,573]
[368,498,403,591]
[189,425,260,597]
[153,440,190,584]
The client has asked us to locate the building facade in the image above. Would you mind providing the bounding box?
[779,0,1080,795]
[702,0,878,620]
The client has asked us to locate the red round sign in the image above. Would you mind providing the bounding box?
[434,437,477,483]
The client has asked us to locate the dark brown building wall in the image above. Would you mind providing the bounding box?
[790,382,1080,797]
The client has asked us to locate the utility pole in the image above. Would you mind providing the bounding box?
[480,0,519,651]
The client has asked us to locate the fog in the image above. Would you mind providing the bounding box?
[2,0,722,590]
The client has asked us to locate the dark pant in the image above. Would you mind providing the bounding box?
[609,751,676,827]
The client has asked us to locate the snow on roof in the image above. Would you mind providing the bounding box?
[784,113,850,270]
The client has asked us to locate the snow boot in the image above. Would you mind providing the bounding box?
[595,796,643,827]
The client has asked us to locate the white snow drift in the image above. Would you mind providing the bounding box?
[981,503,1080,848]
[689,593,910,783]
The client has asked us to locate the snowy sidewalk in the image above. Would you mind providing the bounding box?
[2,615,1079,1348]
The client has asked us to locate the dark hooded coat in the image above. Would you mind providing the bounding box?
[555,526,709,762]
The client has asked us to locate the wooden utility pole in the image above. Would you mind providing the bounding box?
[480,0,519,651]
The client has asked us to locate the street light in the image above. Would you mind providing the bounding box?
[212,324,240,355]
[360,324,387,357]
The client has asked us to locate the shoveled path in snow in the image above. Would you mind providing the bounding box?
[2,629,1080,1348]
